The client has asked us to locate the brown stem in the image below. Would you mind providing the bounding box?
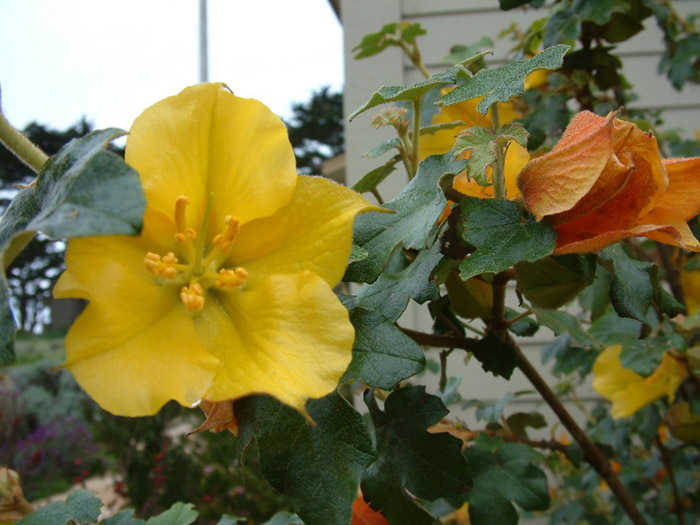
[439,349,451,393]
[514,344,648,525]
[657,243,686,307]
[400,327,478,351]
[656,436,686,525]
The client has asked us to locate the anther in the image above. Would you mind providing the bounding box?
[214,216,240,252]
[216,267,248,289]
[180,283,205,313]
[174,195,190,243]
[144,252,179,279]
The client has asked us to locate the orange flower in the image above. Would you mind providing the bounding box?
[517,111,700,254]
[351,494,388,525]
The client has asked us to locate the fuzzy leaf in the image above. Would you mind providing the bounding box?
[599,245,657,324]
[349,65,473,120]
[346,153,466,283]
[352,157,399,194]
[532,306,600,348]
[356,240,442,322]
[362,387,473,525]
[235,393,375,525]
[17,490,102,525]
[439,45,569,115]
[466,442,550,525]
[458,197,557,281]
[343,306,425,390]
[353,22,426,59]
[147,503,198,525]
[452,124,529,186]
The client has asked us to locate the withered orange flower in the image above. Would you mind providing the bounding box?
[517,111,700,254]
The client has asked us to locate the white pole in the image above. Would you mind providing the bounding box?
[199,0,209,82]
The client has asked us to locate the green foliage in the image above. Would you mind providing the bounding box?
[345,153,465,283]
[353,21,427,59]
[452,123,529,186]
[17,490,102,525]
[465,438,550,525]
[236,393,375,525]
[362,387,472,524]
[457,197,558,280]
[438,45,569,114]
[471,333,518,379]
[515,255,595,310]
[342,306,425,390]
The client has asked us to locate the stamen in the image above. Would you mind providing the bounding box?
[144,252,179,279]
[215,267,248,289]
[174,196,190,244]
[181,283,205,313]
[214,216,240,252]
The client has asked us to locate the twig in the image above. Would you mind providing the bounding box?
[656,436,686,525]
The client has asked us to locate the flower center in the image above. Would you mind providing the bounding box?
[144,195,248,314]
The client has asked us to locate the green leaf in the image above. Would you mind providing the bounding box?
[349,65,473,121]
[0,128,146,364]
[353,22,426,59]
[0,282,15,365]
[574,0,628,25]
[346,153,466,283]
[356,240,442,322]
[420,121,466,136]
[532,306,600,348]
[599,245,657,324]
[515,255,594,310]
[452,124,528,186]
[17,490,102,525]
[352,157,399,194]
[458,197,557,281]
[362,387,472,524]
[343,307,425,390]
[102,509,145,525]
[261,512,303,525]
[235,392,375,525]
[363,139,402,159]
[439,45,569,115]
[446,273,493,319]
[507,412,547,440]
[466,442,550,525]
[147,503,198,525]
[472,332,518,379]
[442,37,494,65]
[506,307,539,337]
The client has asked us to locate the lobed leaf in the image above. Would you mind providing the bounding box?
[343,306,425,390]
[346,153,466,284]
[531,306,600,348]
[355,240,442,322]
[458,197,557,281]
[17,490,102,525]
[349,65,474,121]
[466,441,550,525]
[235,393,375,525]
[362,387,472,524]
[438,45,569,115]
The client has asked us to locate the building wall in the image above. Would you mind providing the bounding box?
[339,1,699,431]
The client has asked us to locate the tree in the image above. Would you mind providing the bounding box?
[285,86,344,175]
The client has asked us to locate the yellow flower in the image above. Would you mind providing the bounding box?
[54,83,376,417]
[593,345,688,419]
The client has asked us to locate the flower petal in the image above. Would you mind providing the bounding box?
[518,112,614,219]
[125,83,296,229]
[54,235,219,415]
[228,176,379,288]
[658,157,700,220]
[639,207,700,251]
[199,272,355,414]
[63,305,218,416]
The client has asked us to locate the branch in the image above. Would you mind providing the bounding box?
[399,327,478,351]
[513,344,648,525]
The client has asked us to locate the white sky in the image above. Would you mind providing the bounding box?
[0,0,344,131]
